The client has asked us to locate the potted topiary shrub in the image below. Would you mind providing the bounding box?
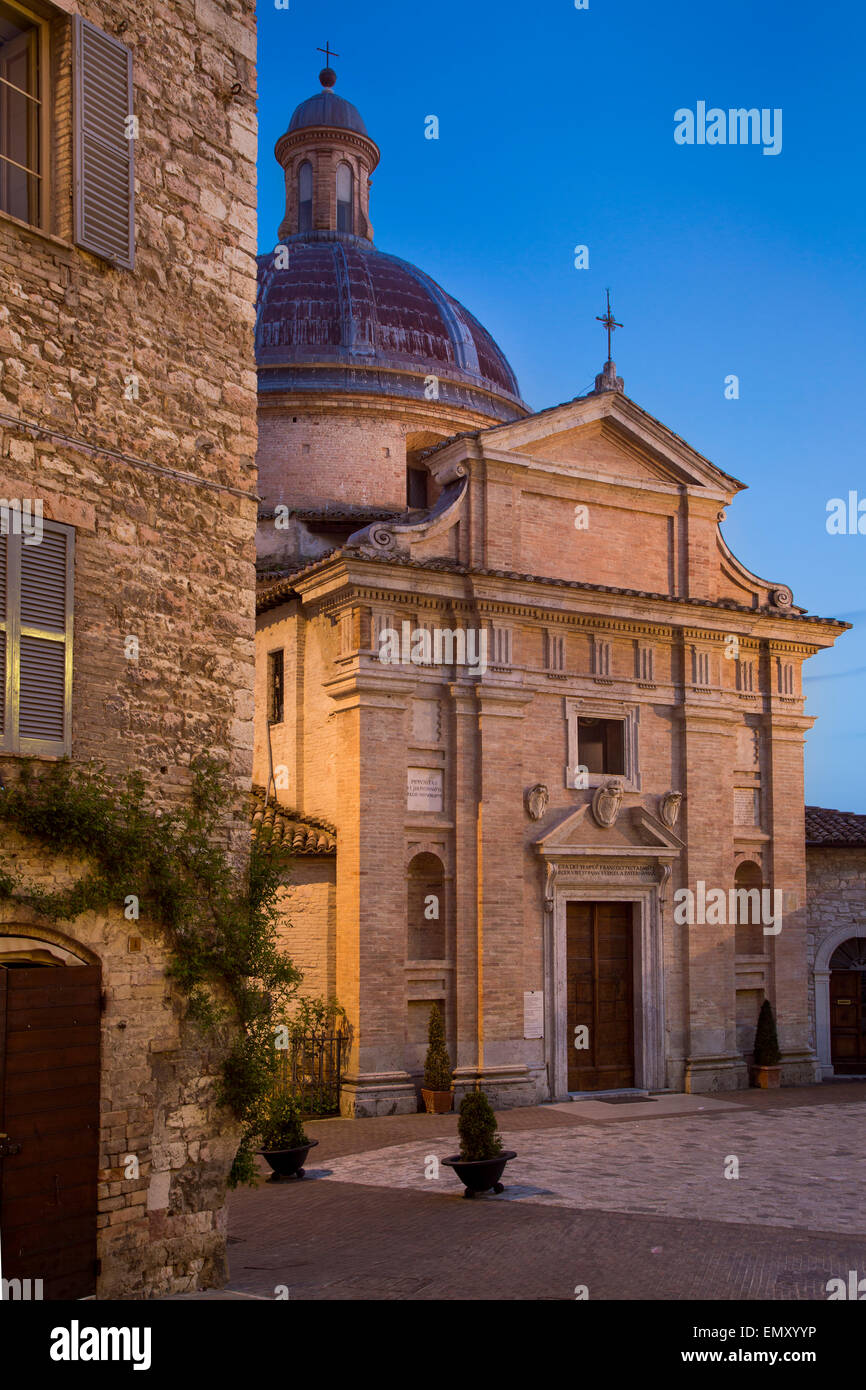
[420,1003,453,1113]
[442,1090,516,1198]
[750,999,782,1088]
[257,1092,319,1179]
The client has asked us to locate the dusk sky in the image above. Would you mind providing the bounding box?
[257,0,866,811]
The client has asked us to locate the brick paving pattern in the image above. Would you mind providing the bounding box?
[215,1084,866,1301]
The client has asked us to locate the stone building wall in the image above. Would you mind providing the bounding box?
[0,0,258,1297]
[806,845,866,1053]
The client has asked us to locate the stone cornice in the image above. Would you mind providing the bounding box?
[258,553,848,648]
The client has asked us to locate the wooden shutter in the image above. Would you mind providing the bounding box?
[14,524,73,756]
[0,534,6,739]
[73,16,134,269]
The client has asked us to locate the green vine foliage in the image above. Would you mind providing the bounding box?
[0,756,303,1188]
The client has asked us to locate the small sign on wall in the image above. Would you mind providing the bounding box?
[407,768,443,812]
[524,990,544,1039]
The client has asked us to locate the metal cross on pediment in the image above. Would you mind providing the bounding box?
[317,42,340,66]
[596,288,622,361]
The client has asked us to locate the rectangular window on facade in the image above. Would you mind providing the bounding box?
[578,716,625,776]
[0,519,73,755]
[267,649,284,724]
[73,15,134,267]
[406,467,427,509]
[0,0,47,228]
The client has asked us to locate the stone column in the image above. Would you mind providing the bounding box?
[678,694,744,1091]
[449,681,481,1080]
[764,694,819,1083]
[326,666,417,1116]
[451,684,536,1108]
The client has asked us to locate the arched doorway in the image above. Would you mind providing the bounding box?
[0,932,101,1299]
[829,937,866,1075]
[814,925,866,1078]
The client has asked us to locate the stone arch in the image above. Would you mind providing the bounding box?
[814,923,866,1077]
[0,922,99,967]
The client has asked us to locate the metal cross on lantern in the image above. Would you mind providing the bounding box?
[596,289,622,361]
[317,42,340,66]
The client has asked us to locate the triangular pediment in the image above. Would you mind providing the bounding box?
[534,802,685,857]
[480,390,744,497]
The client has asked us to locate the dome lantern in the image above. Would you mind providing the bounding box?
[275,66,380,244]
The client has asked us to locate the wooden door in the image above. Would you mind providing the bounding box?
[0,964,101,1299]
[830,970,866,1074]
[567,902,634,1091]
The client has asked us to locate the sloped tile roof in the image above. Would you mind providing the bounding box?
[249,788,336,855]
[805,806,866,847]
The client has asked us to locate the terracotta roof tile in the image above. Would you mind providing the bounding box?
[249,788,336,855]
[805,806,866,847]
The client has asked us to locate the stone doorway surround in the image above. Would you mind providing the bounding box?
[815,924,866,1078]
[534,802,684,1102]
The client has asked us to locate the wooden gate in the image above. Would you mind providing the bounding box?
[0,963,101,1299]
[567,902,634,1091]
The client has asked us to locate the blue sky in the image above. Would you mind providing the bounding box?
[257,0,866,811]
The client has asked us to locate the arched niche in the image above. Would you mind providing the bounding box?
[407,852,445,960]
[734,860,765,957]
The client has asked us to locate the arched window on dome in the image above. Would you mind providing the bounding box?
[336,162,354,234]
[297,161,312,234]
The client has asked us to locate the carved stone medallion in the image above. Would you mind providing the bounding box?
[525,783,549,821]
[591,777,625,828]
[658,790,683,830]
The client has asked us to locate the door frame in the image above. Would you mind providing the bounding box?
[543,861,667,1099]
[815,925,866,1078]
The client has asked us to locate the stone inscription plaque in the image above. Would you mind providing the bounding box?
[407,768,443,812]
[524,990,544,1039]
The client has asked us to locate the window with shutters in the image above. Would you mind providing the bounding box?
[73,15,134,267]
[0,520,73,756]
[0,0,49,229]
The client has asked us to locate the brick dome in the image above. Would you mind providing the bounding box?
[287,89,368,137]
[256,239,527,423]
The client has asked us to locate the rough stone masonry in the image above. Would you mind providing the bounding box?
[0,0,258,1297]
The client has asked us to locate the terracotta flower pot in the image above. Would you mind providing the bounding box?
[258,1138,319,1179]
[442,1150,516,1197]
[750,1064,781,1089]
[421,1087,453,1114]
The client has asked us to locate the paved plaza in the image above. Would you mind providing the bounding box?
[218,1083,866,1301]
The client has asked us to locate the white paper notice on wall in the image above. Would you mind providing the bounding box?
[407,768,443,812]
[524,990,544,1039]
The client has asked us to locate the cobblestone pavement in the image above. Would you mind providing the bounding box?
[221,1084,866,1301]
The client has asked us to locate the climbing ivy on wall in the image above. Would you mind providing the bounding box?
[0,755,302,1187]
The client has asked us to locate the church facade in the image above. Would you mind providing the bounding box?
[254,69,850,1114]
